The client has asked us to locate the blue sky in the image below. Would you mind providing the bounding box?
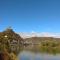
[0,0,60,32]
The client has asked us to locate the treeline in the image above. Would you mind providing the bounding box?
[25,37,60,54]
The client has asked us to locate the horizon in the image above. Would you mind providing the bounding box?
[0,0,60,33]
[19,32,60,38]
[1,28,60,38]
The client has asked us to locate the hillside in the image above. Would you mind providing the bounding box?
[24,37,60,44]
[0,28,24,60]
[0,28,24,54]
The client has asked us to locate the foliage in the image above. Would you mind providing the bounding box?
[25,37,60,54]
[0,28,23,60]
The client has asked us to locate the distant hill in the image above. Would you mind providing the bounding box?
[24,37,60,44]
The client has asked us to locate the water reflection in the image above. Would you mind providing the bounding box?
[18,50,60,60]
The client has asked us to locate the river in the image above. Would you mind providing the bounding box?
[18,50,60,60]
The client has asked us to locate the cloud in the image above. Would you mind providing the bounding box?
[19,32,60,39]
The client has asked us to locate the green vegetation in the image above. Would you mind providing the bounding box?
[0,28,23,60]
[25,37,60,54]
[40,40,60,54]
[1,28,60,60]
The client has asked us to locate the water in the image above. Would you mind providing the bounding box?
[18,50,60,60]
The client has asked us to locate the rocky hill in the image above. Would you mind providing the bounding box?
[0,28,24,54]
[2,28,23,41]
[0,28,24,60]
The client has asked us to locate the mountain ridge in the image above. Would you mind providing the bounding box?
[19,32,60,39]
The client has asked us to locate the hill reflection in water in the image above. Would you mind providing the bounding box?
[18,50,60,60]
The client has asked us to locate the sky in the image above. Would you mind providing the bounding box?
[0,0,60,32]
